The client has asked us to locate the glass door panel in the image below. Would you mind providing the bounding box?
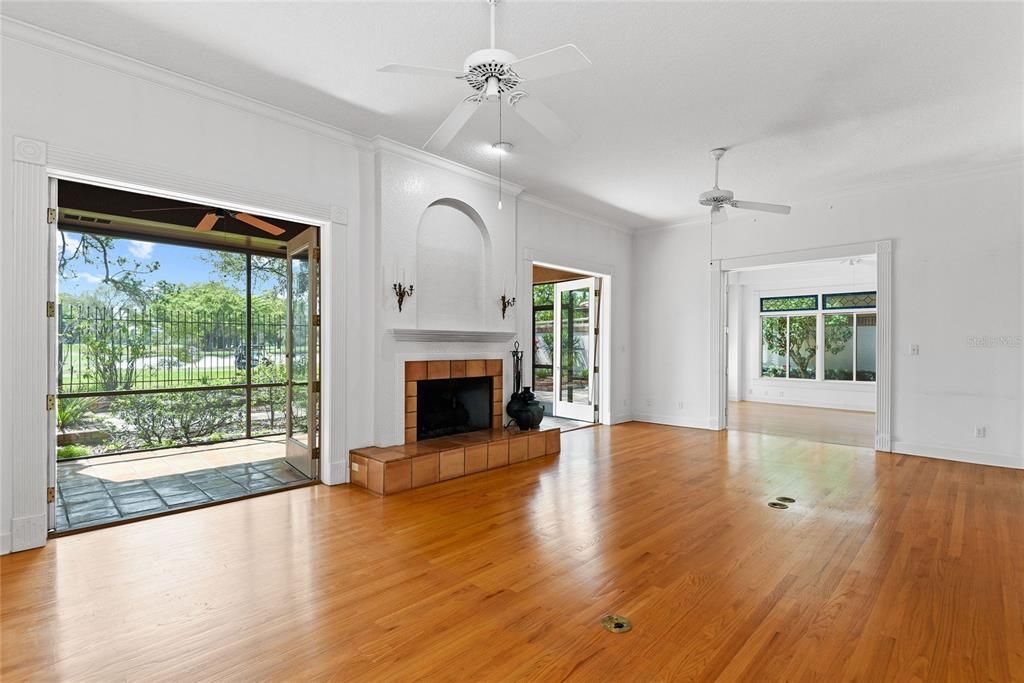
[553,278,596,422]
[286,228,318,478]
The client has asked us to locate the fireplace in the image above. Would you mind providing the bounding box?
[416,376,493,440]
[404,359,503,443]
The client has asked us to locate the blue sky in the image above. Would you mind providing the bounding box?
[60,230,239,296]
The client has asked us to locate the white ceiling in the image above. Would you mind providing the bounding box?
[4,1,1022,229]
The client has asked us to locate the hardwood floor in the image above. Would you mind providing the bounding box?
[3,423,1022,681]
[729,400,876,448]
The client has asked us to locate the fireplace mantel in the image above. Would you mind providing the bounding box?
[387,328,516,343]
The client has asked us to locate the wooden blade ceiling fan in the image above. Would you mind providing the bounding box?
[132,205,286,236]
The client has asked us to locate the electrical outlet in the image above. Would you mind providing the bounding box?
[974,426,987,438]
[676,401,684,409]
[910,344,920,356]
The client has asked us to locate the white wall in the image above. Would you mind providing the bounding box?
[729,260,877,412]
[517,197,633,425]
[633,163,1024,469]
[1,23,635,552]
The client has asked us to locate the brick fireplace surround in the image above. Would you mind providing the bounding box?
[348,358,561,496]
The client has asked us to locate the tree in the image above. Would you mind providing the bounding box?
[59,232,160,306]
[150,281,246,351]
[762,315,854,379]
[201,252,288,295]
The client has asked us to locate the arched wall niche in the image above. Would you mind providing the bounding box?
[415,197,492,329]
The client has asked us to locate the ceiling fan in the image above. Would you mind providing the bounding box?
[378,0,591,153]
[699,148,792,224]
[131,205,285,236]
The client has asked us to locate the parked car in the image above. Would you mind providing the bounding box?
[235,343,272,370]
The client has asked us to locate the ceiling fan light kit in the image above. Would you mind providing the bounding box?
[378,0,591,153]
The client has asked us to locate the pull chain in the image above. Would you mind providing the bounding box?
[497,93,503,210]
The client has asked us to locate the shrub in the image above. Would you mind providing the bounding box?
[57,444,90,459]
[57,396,98,432]
[112,390,245,447]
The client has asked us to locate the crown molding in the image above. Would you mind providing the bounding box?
[372,136,525,196]
[0,17,375,152]
[633,155,1024,234]
[517,192,631,235]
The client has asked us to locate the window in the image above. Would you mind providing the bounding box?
[532,284,554,397]
[759,291,876,383]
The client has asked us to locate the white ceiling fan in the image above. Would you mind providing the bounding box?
[699,148,792,224]
[378,0,591,153]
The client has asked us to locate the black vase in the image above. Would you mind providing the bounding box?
[506,386,545,430]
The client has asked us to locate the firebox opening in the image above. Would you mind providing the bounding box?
[417,376,494,440]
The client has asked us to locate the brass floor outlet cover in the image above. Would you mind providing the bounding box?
[601,614,633,633]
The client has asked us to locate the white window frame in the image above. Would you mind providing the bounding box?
[759,293,877,384]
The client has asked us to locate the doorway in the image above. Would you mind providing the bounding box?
[722,254,879,448]
[531,264,602,431]
[50,180,321,533]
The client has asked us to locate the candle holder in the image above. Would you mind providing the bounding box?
[500,293,516,319]
[393,282,414,312]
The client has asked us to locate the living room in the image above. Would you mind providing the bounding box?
[1,2,1021,680]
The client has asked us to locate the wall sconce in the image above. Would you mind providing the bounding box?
[500,293,516,319]
[393,282,414,312]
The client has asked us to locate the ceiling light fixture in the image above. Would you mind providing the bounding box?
[491,141,513,155]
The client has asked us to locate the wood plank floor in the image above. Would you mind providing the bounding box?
[3,423,1022,681]
[729,400,876,448]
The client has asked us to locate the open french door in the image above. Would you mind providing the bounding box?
[553,277,597,422]
[285,227,319,479]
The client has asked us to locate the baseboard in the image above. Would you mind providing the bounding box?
[891,441,1023,470]
[11,514,47,552]
[611,413,632,425]
[325,459,347,485]
[0,531,11,556]
[631,412,715,430]
[742,396,875,413]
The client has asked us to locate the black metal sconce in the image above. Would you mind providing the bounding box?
[393,282,414,312]
[500,293,516,319]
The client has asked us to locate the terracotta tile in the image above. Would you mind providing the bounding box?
[508,437,529,464]
[493,387,503,403]
[528,433,547,459]
[486,359,502,376]
[493,374,502,389]
[405,361,427,381]
[349,454,368,489]
[405,381,417,397]
[384,460,411,494]
[466,359,486,377]
[367,459,384,494]
[405,396,417,413]
[427,360,450,379]
[465,444,488,473]
[546,429,561,454]
[411,453,439,488]
[405,427,417,444]
[405,412,417,429]
[450,360,466,378]
[487,441,509,469]
[492,415,503,430]
[439,448,465,480]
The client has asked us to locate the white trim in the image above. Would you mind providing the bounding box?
[0,532,10,555]
[721,241,878,272]
[13,136,48,165]
[1,18,374,151]
[874,240,893,451]
[891,442,1022,470]
[741,396,875,411]
[632,413,715,430]
[372,137,524,195]
[518,193,630,235]
[709,260,726,430]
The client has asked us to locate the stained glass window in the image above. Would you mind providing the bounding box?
[760,295,818,312]
[823,291,877,309]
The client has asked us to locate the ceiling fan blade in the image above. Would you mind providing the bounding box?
[510,93,578,146]
[423,97,481,153]
[378,63,464,79]
[730,200,791,215]
[711,206,729,224]
[510,44,591,81]
[195,212,220,232]
[233,212,286,236]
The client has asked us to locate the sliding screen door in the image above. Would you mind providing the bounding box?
[553,278,596,422]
